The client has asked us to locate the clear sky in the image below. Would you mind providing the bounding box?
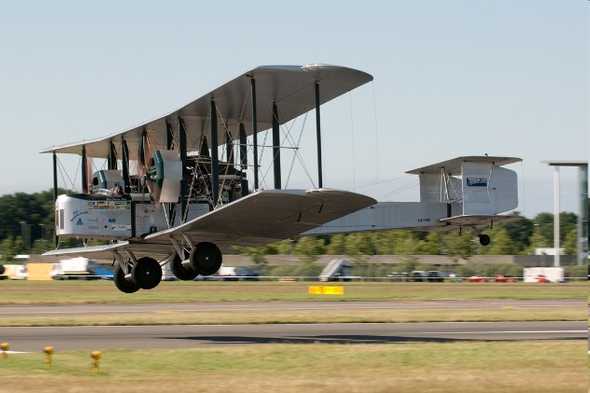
[0,0,587,217]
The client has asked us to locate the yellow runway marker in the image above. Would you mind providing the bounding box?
[308,286,344,295]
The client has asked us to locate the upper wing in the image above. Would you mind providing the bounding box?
[41,65,373,160]
[44,189,376,258]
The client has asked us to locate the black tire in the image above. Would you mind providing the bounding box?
[170,253,199,280]
[190,242,222,276]
[132,257,162,290]
[0,265,5,275]
[113,265,140,293]
[479,234,491,246]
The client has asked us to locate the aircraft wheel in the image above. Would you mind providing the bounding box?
[132,257,162,290]
[113,264,140,293]
[478,234,491,246]
[190,242,222,276]
[170,253,198,280]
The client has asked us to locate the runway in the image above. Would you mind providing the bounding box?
[0,299,583,316]
[0,321,585,351]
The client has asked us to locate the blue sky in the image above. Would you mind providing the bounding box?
[0,1,587,217]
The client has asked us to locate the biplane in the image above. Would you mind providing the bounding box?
[42,64,520,293]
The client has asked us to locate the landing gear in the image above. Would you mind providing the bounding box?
[113,264,139,293]
[132,257,162,289]
[170,252,198,281]
[170,238,223,279]
[112,252,162,293]
[478,234,491,246]
[190,242,222,276]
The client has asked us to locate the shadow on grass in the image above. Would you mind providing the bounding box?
[161,335,585,345]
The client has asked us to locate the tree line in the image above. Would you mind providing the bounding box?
[0,190,581,261]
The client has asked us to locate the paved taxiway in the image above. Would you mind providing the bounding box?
[0,321,585,351]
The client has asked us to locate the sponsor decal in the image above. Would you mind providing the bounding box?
[466,177,487,187]
[70,210,89,223]
[88,200,130,210]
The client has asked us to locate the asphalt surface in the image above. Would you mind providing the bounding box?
[0,299,583,316]
[0,321,585,351]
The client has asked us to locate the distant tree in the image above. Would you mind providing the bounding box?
[31,239,52,254]
[501,214,533,252]
[416,232,442,255]
[563,229,577,256]
[235,245,268,267]
[533,212,578,246]
[344,233,375,258]
[292,236,325,262]
[443,232,474,260]
[0,237,16,261]
[372,231,395,255]
[485,228,516,255]
[325,234,347,255]
[274,240,294,255]
[533,213,554,245]
[527,227,548,254]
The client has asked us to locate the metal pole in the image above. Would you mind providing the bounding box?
[52,151,58,247]
[81,145,88,194]
[578,164,588,265]
[553,166,560,267]
[239,123,248,196]
[250,78,259,190]
[314,82,323,189]
[210,99,220,207]
[272,102,281,189]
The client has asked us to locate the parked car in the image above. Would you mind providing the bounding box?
[426,271,445,282]
[410,270,426,282]
[387,272,409,282]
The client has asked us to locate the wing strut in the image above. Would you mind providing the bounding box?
[272,101,281,189]
[250,77,259,190]
[239,122,248,196]
[210,99,220,207]
[314,81,323,188]
[81,145,88,193]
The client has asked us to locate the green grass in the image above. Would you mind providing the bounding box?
[0,341,585,393]
[0,280,587,305]
[0,308,583,327]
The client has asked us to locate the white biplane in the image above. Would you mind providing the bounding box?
[42,64,520,293]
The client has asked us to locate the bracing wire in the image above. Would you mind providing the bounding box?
[382,178,420,199]
[349,94,357,191]
[285,113,309,188]
[260,118,296,186]
[371,82,380,182]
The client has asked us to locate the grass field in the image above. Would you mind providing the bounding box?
[0,280,587,305]
[0,308,583,327]
[0,341,585,393]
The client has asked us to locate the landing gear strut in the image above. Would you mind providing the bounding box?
[170,251,199,281]
[113,263,139,293]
